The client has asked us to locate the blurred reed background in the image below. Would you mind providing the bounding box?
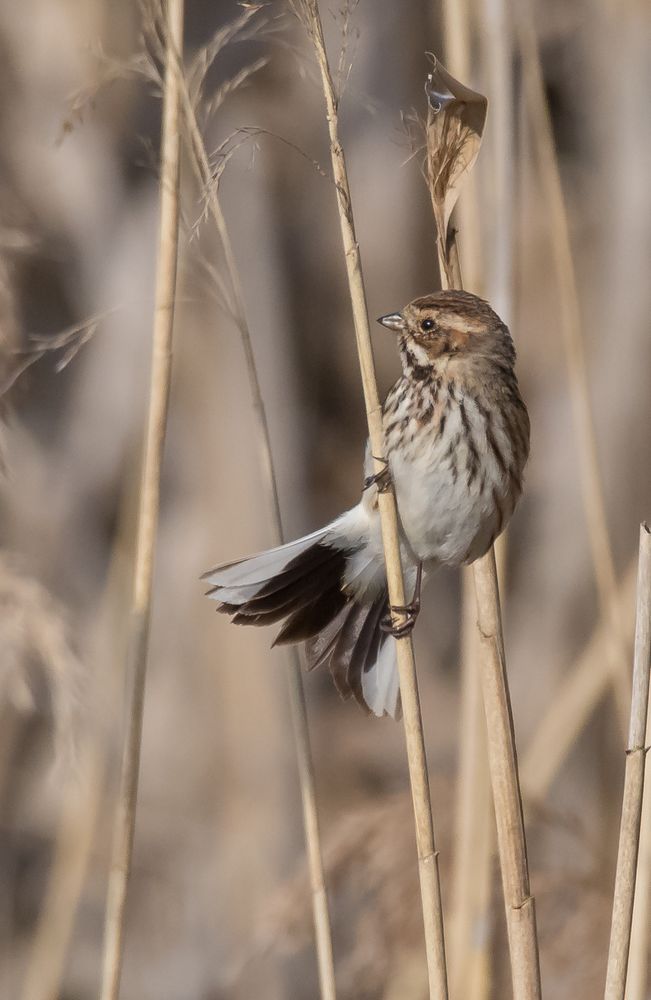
[0,0,650,998]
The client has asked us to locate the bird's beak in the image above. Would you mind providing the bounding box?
[377,312,406,332]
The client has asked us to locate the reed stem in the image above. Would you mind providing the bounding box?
[605,524,651,1000]
[300,3,450,997]
[437,165,542,1000]
[99,2,184,996]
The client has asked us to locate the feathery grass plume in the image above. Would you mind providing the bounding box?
[333,0,360,101]
[0,315,110,399]
[0,553,83,769]
[253,792,449,999]
[253,783,620,999]
[99,1,184,997]
[185,3,275,120]
[425,57,542,999]
[604,524,651,999]
[292,2,450,998]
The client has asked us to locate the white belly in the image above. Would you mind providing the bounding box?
[388,406,512,566]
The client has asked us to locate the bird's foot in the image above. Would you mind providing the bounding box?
[380,598,421,638]
[380,563,423,638]
[363,456,392,494]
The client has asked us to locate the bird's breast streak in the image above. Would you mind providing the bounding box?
[389,402,511,566]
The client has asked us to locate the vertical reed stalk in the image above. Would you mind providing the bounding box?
[440,7,494,998]
[99,2,184,997]
[470,546,542,999]
[181,87,336,1000]
[430,63,542,995]
[444,1,517,992]
[625,755,651,1000]
[449,572,494,1000]
[300,3,450,997]
[517,1,631,738]
[605,523,651,1000]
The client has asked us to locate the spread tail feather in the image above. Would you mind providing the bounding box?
[304,592,400,719]
[203,526,400,719]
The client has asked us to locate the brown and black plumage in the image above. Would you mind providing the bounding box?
[203,290,530,718]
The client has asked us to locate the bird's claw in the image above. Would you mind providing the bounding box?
[380,599,421,639]
[363,456,392,494]
[380,562,423,638]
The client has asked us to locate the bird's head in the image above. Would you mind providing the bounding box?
[378,289,514,378]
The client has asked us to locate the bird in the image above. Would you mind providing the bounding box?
[203,289,530,719]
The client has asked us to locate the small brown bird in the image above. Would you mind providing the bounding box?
[203,290,530,718]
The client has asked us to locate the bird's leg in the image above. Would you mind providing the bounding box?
[381,562,423,638]
[363,455,392,494]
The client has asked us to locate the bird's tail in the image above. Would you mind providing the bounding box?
[202,522,400,718]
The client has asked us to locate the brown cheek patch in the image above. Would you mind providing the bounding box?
[448,328,472,351]
[426,327,471,358]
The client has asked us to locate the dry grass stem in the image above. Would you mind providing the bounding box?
[440,9,494,998]
[604,524,651,1000]
[517,1,631,737]
[470,550,542,999]
[297,2,450,997]
[443,3,515,992]
[181,57,337,1000]
[427,59,542,999]
[439,8,491,994]
[99,1,184,997]
[449,571,494,1000]
[625,755,651,1000]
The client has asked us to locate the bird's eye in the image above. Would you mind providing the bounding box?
[420,318,435,332]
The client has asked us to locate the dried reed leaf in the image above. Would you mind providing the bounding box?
[424,58,487,285]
